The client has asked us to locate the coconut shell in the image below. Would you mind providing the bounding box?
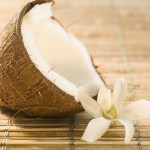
[0,0,84,117]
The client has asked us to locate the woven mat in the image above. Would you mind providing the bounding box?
[0,0,150,149]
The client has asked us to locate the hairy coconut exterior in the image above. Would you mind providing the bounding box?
[0,0,83,117]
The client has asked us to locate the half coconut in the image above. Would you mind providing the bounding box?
[0,0,105,117]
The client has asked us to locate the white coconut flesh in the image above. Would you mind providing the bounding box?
[21,3,105,101]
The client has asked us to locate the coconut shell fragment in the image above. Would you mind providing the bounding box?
[0,0,105,118]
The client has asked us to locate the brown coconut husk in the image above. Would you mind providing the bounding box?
[0,0,84,118]
[0,0,105,118]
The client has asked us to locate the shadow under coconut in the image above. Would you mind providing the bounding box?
[0,106,78,119]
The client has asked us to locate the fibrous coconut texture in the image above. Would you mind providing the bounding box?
[0,0,105,117]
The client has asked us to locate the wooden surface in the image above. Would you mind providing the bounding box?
[0,0,150,149]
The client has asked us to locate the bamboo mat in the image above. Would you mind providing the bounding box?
[0,0,150,149]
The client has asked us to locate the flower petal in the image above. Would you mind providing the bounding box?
[117,118,134,144]
[82,117,111,142]
[122,100,150,122]
[113,78,127,110]
[97,87,112,111]
[78,93,102,118]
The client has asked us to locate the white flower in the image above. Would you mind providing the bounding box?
[79,78,150,143]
